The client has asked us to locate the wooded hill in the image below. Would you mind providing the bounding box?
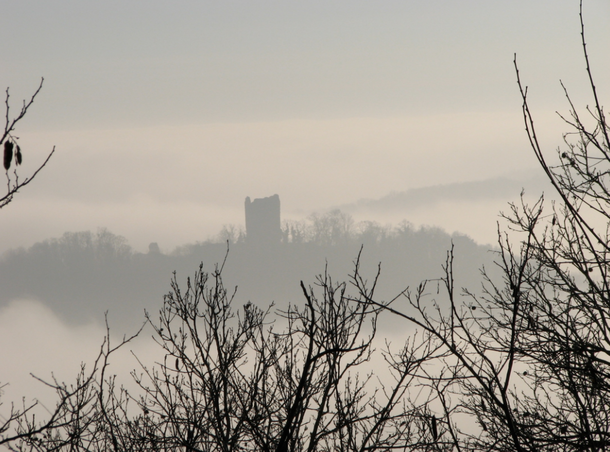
[0,211,497,333]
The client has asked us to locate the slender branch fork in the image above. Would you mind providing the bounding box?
[1,78,55,209]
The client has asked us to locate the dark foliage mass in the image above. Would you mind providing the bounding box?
[0,217,494,332]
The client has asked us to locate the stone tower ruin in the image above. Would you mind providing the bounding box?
[244,194,281,244]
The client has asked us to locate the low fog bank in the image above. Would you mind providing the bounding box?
[0,210,499,335]
[340,173,554,247]
[0,295,419,428]
[345,174,550,212]
[0,299,154,407]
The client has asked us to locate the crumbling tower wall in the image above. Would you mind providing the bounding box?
[245,194,281,244]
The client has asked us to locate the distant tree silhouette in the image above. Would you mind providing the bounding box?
[1,78,55,210]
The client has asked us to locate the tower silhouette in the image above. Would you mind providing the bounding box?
[244,194,281,245]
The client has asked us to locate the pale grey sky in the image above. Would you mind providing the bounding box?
[1,1,609,253]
